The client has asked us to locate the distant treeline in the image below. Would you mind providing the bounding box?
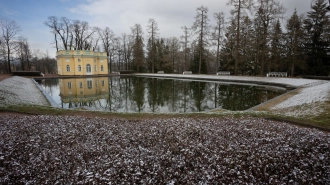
[1,0,329,76]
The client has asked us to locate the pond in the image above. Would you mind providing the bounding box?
[39,76,286,113]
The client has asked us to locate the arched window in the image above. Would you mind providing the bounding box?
[66,65,70,72]
[78,65,81,72]
[86,64,91,73]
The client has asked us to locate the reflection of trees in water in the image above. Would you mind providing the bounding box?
[147,78,159,112]
[44,77,283,112]
[39,78,59,97]
[190,81,207,112]
[216,85,260,111]
[131,77,145,112]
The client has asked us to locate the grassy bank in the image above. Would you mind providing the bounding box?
[1,103,330,131]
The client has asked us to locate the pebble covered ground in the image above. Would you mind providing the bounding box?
[0,115,329,184]
[0,76,49,108]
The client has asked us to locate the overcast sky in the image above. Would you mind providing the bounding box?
[0,0,315,58]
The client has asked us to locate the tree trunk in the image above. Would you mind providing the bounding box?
[235,0,241,75]
[7,45,11,74]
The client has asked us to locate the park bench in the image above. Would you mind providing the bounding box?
[183,71,192,75]
[111,71,120,75]
[157,71,164,73]
[266,72,287,77]
[216,71,230,76]
[12,71,44,76]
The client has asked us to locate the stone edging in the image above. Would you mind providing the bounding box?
[31,79,59,108]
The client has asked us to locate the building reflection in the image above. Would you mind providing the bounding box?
[59,77,109,108]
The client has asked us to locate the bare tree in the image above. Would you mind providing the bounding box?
[72,20,95,50]
[97,27,116,72]
[213,12,226,72]
[121,33,134,70]
[180,26,191,71]
[16,37,32,71]
[44,16,72,51]
[147,19,159,73]
[167,37,180,73]
[192,6,210,74]
[1,17,21,73]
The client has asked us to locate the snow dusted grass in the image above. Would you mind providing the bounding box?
[0,115,329,184]
[0,76,49,108]
[271,81,330,117]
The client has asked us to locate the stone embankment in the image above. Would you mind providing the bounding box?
[0,76,49,108]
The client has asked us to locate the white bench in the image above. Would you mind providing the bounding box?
[157,71,164,73]
[111,71,120,75]
[216,71,230,76]
[183,71,192,75]
[266,72,287,77]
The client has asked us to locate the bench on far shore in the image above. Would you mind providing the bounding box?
[216,71,230,76]
[157,71,164,73]
[111,71,120,75]
[266,72,287,77]
[183,71,192,75]
[12,71,44,77]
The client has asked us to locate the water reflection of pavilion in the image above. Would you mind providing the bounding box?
[59,77,109,108]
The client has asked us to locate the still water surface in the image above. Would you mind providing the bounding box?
[39,76,285,113]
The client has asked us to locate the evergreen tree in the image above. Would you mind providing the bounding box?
[190,45,207,74]
[131,24,145,73]
[270,20,285,72]
[303,0,330,75]
[286,10,305,76]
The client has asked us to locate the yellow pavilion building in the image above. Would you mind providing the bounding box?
[56,50,108,75]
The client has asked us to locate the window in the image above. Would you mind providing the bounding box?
[68,82,72,89]
[66,65,70,72]
[87,80,92,89]
[86,64,91,73]
[78,65,81,72]
[101,65,104,71]
[102,80,105,86]
[79,82,83,88]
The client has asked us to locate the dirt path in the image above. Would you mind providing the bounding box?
[0,74,11,81]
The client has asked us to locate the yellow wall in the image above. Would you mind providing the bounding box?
[59,77,109,103]
[56,50,108,76]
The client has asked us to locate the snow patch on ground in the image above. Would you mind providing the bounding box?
[0,76,49,107]
[271,81,330,116]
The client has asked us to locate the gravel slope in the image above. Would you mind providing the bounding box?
[0,115,329,184]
